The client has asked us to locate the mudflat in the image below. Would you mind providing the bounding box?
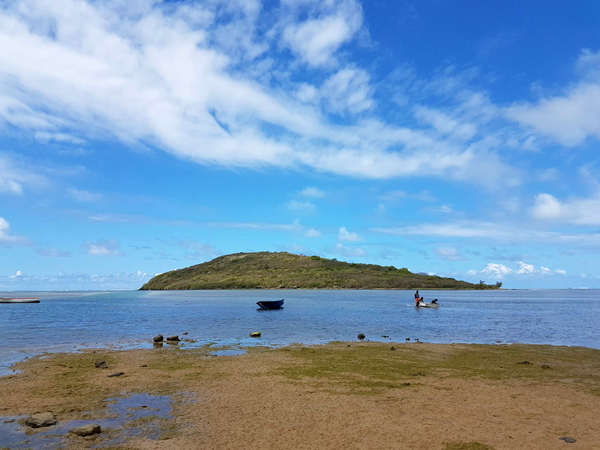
[1,342,599,450]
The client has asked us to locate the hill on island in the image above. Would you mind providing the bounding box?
[140,252,500,290]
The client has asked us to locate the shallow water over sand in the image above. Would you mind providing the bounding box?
[0,289,598,374]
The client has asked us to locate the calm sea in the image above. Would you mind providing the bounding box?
[1,289,598,375]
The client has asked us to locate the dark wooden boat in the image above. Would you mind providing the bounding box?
[257,299,284,310]
[0,297,40,304]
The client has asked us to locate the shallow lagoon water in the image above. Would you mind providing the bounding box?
[0,289,598,375]
[0,393,172,449]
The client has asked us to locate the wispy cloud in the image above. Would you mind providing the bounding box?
[0,0,523,187]
[0,217,31,247]
[67,188,104,203]
[467,262,566,279]
[286,200,316,214]
[84,239,124,256]
[434,246,466,261]
[332,242,367,257]
[37,247,72,257]
[300,187,325,198]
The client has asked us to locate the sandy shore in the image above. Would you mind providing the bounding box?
[1,342,599,450]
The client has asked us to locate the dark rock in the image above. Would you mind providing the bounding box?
[183,332,188,335]
[107,372,124,378]
[390,346,395,351]
[347,344,351,347]
[166,335,180,342]
[140,365,148,368]
[25,412,57,428]
[153,334,164,343]
[382,335,389,338]
[69,424,101,437]
[559,437,577,443]
[4,419,15,423]
[541,364,551,369]
[402,382,410,386]
[518,361,532,365]
[357,333,365,340]
[94,360,107,369]
[406,338,410,341]
[250,331,261,337]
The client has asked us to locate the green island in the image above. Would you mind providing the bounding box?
[140,251,501,290]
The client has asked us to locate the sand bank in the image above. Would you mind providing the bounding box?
[1,342,599,450]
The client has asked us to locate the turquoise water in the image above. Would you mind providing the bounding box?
[0,289,598,375]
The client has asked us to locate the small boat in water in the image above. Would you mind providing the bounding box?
[257,299,284,310]
[416,300,438,309]
[0,297,40,304]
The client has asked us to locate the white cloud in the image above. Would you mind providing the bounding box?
[322,67,374,114]
[516,261,535,275]
[338,226,361,241]
[287,200,316,214]
[304,228,322,238]
[67,188,103,203]
[333,242,367,257]
[0,154,46,195]
[372,220,600,247]
[531,193,600,226]
[0,217,31,247]
[434,246,466,261]
[468,261,566,279]
[0,270,151,290]
[0,0,519,187]
[84,239,123,256]
[507,50,600,146]
[300,187,325,198]
[280,0,363,67]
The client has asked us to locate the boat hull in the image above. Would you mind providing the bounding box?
[257,299,284,310]
[417,302,438,308]
[0,297,40,304]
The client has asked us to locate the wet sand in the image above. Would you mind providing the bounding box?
[1,342,599,450]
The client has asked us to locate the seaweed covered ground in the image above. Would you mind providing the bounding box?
[1,342,599,449]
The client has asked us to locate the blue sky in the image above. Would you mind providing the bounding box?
[1,0,600,290]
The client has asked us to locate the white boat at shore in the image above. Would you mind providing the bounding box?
[0,297,40,304]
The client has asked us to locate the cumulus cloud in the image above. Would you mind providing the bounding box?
[338,226,361,241]
[84,239,123,256]
[507,49,600,146]
[531,193,600,226]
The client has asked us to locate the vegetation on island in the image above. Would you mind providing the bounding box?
[140,251,502,290]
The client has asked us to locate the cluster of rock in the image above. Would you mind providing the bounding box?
[23,413,101,437]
